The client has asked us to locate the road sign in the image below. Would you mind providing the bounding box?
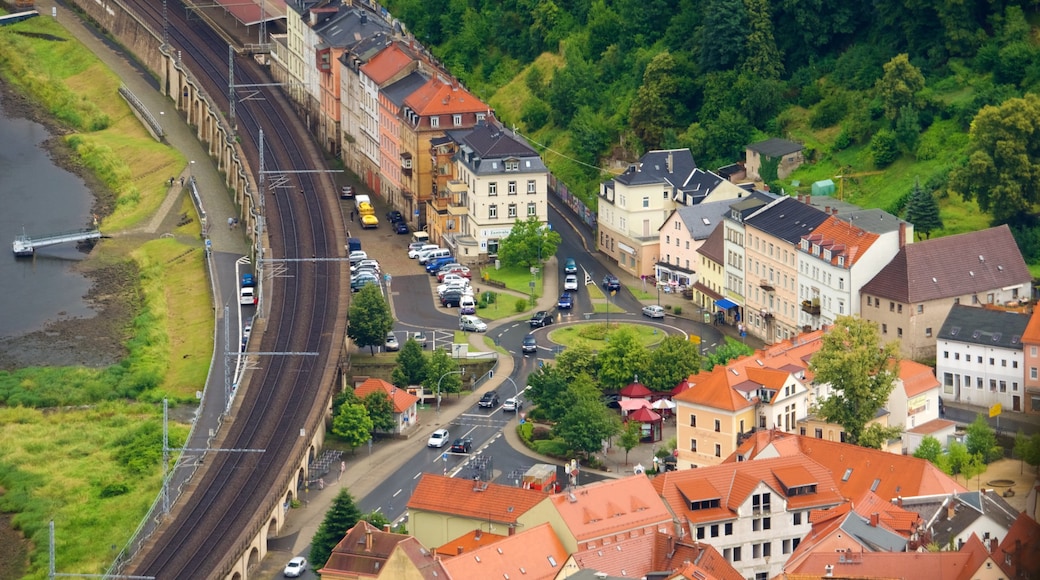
[989,403,1002,417]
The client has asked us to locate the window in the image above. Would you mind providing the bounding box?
[488,182,498,196]
[527,180,536,194]
[783,539,792,554]
[1002,359,1008,367]
[883,323,888,334]
[507,181,517,195]
[690,414,697,427]
[752,493,771,514]
[815,428,823,438]
[505,160,519,172]
[1000,380,1007,392]
[793,511,803,525]
[527,202,537,217]
[732,547,741,562]
[666,236,670,244]
[476,112,486,123]
[452,114,462,126]
[926,327,933,337]
[990,358,995,365]
[917,304,924,313]
[898,304,903,313]
[690,439,697,452]
[714,443,721,457]
[724,522,733,535]
[890,301,895,312]
[1030,368,1037,380]
[763,542,771,558]
[696,526,705,539]
[897,327,903,338]
[642,196,649,208]
[955,353,960,360]
[714,419,721,432]
[710,524,719,537]
[753,544,761,559]
[430,116,440,128]
[507,204,517,218]
[488,205,497,219]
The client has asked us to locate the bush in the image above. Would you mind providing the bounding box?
[533,438,571,458]
[810,94,848,128]
[521,98,551,131]
[869,129,900,167]
[514,299,527,312]
[673,306,682,315]
[518,421,533,443]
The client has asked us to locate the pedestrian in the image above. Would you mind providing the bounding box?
[180,176,184,186]
[339,460,345,481]
[318,478,325,490]
[228,217,234,229]
[350,210,355,222]
[233,218,238,229]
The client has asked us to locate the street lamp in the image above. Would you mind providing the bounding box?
[159,111,165,139]
[436,369,464,414]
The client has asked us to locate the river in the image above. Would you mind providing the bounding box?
[0,91,96,339]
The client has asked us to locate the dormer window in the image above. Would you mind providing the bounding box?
[430,116,440,128]
[505,160,519,172]
[801,239,809,251]
[823,249,831,260]
[453,114,462,126]
[812,244,820,256]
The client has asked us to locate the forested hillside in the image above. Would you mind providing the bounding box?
[383,0,1040,267]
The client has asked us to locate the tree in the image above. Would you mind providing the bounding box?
[945,441,970,476]
[629,51,684,149]
[619,419,642,465]
[596,326,651,391]
[857,424,904,450]
[391,339,427,387]
[363,391,395,434]
[704,337,754,370]
[809,316,900,446]
[310,489,362,567]
[361,510,390,530]
[697,0,747,72]
[961,453,987,486]
[554,381,621,459]
[423,349,462,398]
[496,216,563,269]
[949,94,1040,224]
[526,365,574,422]
[903,178,943,239]
[553,342,598,382]
[333,403,373,454]
[965,414,1002,462]
[913,435,943,463]
[874,53,924,121]
[1012,431,1040,473]
[644,335,701,392]
[741,0,783,80]
[347,284,393,354]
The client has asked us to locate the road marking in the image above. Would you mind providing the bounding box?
[373,506,382,513]
[392,489,402,498]
[413,472,422,480]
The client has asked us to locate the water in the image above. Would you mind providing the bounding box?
[0,95,96,338]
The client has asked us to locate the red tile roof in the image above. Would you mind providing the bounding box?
[1022,307,1040,344]
[439,523,568,580]
[354,377,418,413]
[572,531,657,577]
[388,537,449,580]
[319,520,410,576]
[860,225,1030,303]
[403,76,487,116]
[786,548,985,579]
[899,360,940,397]
[660,539,745,580]
[802,215,880,268]
[406,474,546,523]
[435,529,507,558]
[360,42,416,85]
[997,512,1040,579]
[550,475,673,543]
[673,369,756,412]
[906,418,956,435]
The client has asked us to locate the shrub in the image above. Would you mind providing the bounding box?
[869,129,900,167]
[514,299,527,312]
[533,438,571,458]
[521,98,551,131]
[518,421,533,443]
[832,127,852,151]
[673,306,682,315]
[99,482,130,498]
[810,94,847,128]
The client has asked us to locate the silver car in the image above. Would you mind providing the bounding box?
[642,304,666,318]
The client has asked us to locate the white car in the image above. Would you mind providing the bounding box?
[440,273,466,285]
[284,556,307,577]
[459,314,487,332]
[427,428,450,448]
[348,250,368,263]
[351,259,380,274]
[564,274,578,291]
[409,244,438,259]
[384,332,400,351]
[239,286,256,306]
[642,304,666,318]
[502,397,522,412]
[437,281,471,296]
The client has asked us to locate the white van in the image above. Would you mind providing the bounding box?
[418,248,450,264]
[459,295,476,315]
[410,244,439,259]
[411,231,430,245]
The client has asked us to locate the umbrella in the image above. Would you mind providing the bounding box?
[652,399,676,410]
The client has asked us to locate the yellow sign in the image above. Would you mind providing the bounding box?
[989,403,1002,418]
[689,335,701,345]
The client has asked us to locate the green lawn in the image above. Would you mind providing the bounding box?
[548,323,666,350]
[481,264,544,297]
[625,283,655,301]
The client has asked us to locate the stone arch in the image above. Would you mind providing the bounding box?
[247,546,260,571]
[296,465,307,490]
[231,572,242,580]
[267,515,279,540]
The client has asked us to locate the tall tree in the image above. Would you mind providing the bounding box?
[875,54,925,121]
[363,391,395,434]
[629,51,684,149]
[596,326,651,391]
[347,284,393,354]
[527,365,576,422]
[903,179,943,239]
[423,349,462,397]
[809,316,900,446]
[1012,431,1040,473]
[644,335,701,392]
[553,342,599,382]
[619,419,642,465]
[310,489,362,567]
[391,338,428,387]
[949,94,1040,224]
[965,414,1002,462]
[332,403,373,454]
[741,0,783,80]
[496,216,563,269]
[913,435,943,463]
[697,0,747,72]
[554,380,621,459]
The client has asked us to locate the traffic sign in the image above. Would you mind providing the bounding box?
[989,403,1002,417]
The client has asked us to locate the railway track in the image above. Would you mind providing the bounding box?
[120,1,346,576]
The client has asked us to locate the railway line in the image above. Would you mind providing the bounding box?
[119,1,346,577]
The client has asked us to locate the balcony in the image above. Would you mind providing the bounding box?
[801,299,821,315]
[761,309,774,321]
[759,278,775,291]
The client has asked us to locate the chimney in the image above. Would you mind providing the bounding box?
[947,501,956,521]
[384,524,391,533]
[667,151,674,173]
[898,221,907,248]
[824,206,830,214]
[897,496,903,508]
[474,529,482,540]
[457,546,464,555]
[806,195,811,206]
[365,529,373,552]
[509,524,516,536]
[832,207,839,215]
[990,538,998,554]
[870,513,879,527]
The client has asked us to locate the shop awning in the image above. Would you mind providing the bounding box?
[716,298,738,310]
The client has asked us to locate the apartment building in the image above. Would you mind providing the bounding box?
[796,216,880,330]
[719,194,776,325]
[692,224,726,313]
[1022,308,1040,416]
[656,198,734,289]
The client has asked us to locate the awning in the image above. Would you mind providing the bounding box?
[716,298,738,310]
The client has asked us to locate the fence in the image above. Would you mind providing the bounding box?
[548,173,597,229]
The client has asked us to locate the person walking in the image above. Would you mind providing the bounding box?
[228,217,234,230]
[350,210,355,222]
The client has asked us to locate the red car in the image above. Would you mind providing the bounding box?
[437,266,471,282]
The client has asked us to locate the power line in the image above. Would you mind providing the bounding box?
[510,126,626,176]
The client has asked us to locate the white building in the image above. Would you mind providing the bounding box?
[936,305,1030,411]
[719,195,775,325]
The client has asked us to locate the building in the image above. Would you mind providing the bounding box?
[936,305,1030,412]
[859,225,1031,360]
[353,378,418,435]
[598,150,745,278]
[719,193,777,325]
[995,512,1040,579]
[692,224,727,314]
[745,138,805,181]
[888,360,955,454]
[374,536,449,579]
[439,523,576,580]
[903,490,1020,552]
[656,198,734,290]
[318,520,411,579]
[1022,308,1040,416]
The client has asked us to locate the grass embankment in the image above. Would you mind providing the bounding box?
[0,15,206,578]
[548,323,665,350]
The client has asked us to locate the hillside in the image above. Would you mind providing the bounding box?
[381,0,1040,270]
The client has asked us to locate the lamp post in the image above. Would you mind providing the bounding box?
[436,369,464,414]
[159,111,165,139]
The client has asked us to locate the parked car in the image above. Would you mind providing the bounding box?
[529,310,553,328]
[395,221,410,235]
[241,273,255,287]
[409,244,439,259]
[350,275,378,293]
[239,286,257,306]
[360,214,379,229]
[564,274,578,291]
[386,210,404,223]
[441,265,471,279]
[503,397,522,412]
[427,428,450,448]
[602,274,621,292]
[440,291,464,307]
[440,273,467,286]
[557,292,573,309]
[351,259,380,274]
[479,391,500,408]
[565,257,577,274]
[339,185,355,199]
[459,315,487,332]
[450,437,473,453]
[408,241,428,254]
[384,332,400,351]
[284,556,307,577]
[437,281,470,296]
[459,295,477,315]
[522,333,537,353]
[348,250,368,264]
[425,255,456,274]
[642,304,666,318]
[411,331,428,348]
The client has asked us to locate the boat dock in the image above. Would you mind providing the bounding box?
[13,228,102,256]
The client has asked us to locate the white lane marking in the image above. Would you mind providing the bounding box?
[413,472,422,480]
[392,489,402,498]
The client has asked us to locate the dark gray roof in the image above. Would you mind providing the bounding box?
[448,122,546,175]
[669,198,737,240]
[675,168,725,205]
[918,491,1021,548]
[725,191,778,224]
[615,149,697,187]
[383,70,429,107]
[744,196,830,243]
[938,305,1029,350]
[340,30,393,65]
[842,512,908,552]
[747,137,803,158]
[314,5,390,47]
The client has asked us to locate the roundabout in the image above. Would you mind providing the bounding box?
[546,321,677,350]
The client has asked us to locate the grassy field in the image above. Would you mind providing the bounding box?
[480,264,544,297]
[548,323,666,350]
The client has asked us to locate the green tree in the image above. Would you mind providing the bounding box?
[333,403,373,454]
[949,94,1040,224]
[809,316,900,446]
[553,342,599,382]
[913,435,943,463]
[629,52,684,149]
[1012,431,1040,473]
[554,381,621,459]
[875,54,925,121]
[698,0,747,72]
[869,128,900,168]
[946,441,971,476]
[619,419,642,465]
[961,453,987,486]
[331,386,360,420]
[644,335,701,392]
[965,414,1002,463]
[310,489,362,567]
[496,216,563,269]
[526,365,575,422]
[363,391,395,434]
[703,337,754,370]
[741,0,783,80]
[857,424,904,450]
[596,326,651,391]
[390,338,427,387]
[423,349,462,397]
[347,284,393,354]
[361,510,390,530]
[903,178,943,239]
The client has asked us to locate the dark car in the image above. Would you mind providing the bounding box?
[450,437,473,453]
[557,292,574,309]
[529,310,554,328]
[602,274,621,292]
[386,210,404,223]
[350,276,379,293]
[395,221,410,234]
[522,334,537,354]
[479,391,500,408]
[440,290,464,307]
